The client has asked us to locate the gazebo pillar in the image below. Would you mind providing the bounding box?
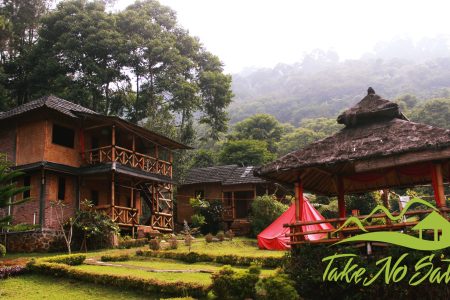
[337,177,346,219]
[294,175,304,222]
[294,175,305,242]
[431,163,446,208]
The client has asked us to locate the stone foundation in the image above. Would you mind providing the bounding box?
[0,229,65,253]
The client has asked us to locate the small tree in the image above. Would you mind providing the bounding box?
[0,154,30,229]
[250,195,288,236]
[73,200,119,252]
[50,200,79,254]
[181,220,198,252]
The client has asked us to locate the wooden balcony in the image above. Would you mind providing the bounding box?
[95,204,139,227]
[287,207,450,246]
[84,145,172,177]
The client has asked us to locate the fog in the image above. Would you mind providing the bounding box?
[114,0,450,73]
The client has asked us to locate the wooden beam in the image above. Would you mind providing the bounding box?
[337,176,346,219]
[432,163,446,208]
[232,192,236,219]
[111,125,116,162]
[354,148,450,173]
[111,172,115,220]
[294,175,304,222]
[83,124,110,131]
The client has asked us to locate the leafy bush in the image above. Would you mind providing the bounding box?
[211,264,261,299]
[255,272,300,300]
[250,195,288,236]
[190,197,224,234]
[100,254,130,262]
[45,254,86,266]
[216,231,225,241]
[191,213,206,228]
[6,223,40,232]
[149,238,161,251]
[205,233,213,243]
[225,230,235,241]
[0,243,6,257]
[168,236,178,250]
[119,237,148,249]
[27,260,208,298]
[0,265,26,279]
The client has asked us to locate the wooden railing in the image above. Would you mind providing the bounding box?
[84,146,172,177]
[151,212,173,232]
[286,207,450,246]
[95,204,139,227]
[223,206,233,220]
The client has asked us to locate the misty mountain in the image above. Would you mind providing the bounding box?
[230,36,450,125]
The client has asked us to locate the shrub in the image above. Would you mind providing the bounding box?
[225,230,235,241]
[0,265,26,279]
[100,254,130,262]
[137,250,283,268]
[205,233,213,243]
[0,243,6,257]
[191,214,206,228]
[149,238,161,251]
[168,236,178,250]
[45,254,86,266]
[211,264,261,299]
[119,238,148,249]
[216,231,225,241]
[255,272,300,300]
[250,195,288,237]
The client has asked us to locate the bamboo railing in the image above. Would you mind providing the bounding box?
[95,204,138,227]
[84,146,172,177]
[286,207,450,246]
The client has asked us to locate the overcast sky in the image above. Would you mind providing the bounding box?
[114,0,450,73]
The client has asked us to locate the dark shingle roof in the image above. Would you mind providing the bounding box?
[181,165,266,186]
[0,95,97,120]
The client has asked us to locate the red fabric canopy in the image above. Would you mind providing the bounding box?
[257,199,334,250]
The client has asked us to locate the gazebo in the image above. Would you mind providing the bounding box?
[254,88,450,246]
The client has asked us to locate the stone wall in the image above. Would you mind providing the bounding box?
[0,229,65,253]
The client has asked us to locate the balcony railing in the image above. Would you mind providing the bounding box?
[95,204,139,227]
[84,146,172,177]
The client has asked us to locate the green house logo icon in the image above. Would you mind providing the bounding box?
[334,199,450,251]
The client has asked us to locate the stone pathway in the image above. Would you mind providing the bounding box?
[84,258,214,273]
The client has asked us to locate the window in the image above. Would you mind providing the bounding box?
[58,177,66,200]
[194,190,204,199]
[52,124,75,148]
[23,176,31,199]
[91,190,99,206]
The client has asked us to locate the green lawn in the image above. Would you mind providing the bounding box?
[0,274,192,300]
[164,238,285,257]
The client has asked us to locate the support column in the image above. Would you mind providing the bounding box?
[232,192,236,219]
[39,169,46,227]
[431,163,446,208]
[337,176,346,219]
[132,134,136,167]
[382,189,392,225]
[294,176,304,222]
[111,125,116,162]
[111,172,115,221]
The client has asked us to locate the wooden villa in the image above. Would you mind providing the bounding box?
[255,88,450,246]
[177,165,290,235]
[0,95,190,240]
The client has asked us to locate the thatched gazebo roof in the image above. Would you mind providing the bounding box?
[255,90,450,196]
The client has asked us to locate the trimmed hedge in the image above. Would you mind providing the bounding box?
[0,265,26,279]
[26,260,208,298]
[118,238,148,249]
[100,254,130,262]
[45,254,86,266]
[136,250,284,268]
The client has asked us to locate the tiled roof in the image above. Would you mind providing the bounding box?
[0,95,97,120]
[181,165,266,186]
